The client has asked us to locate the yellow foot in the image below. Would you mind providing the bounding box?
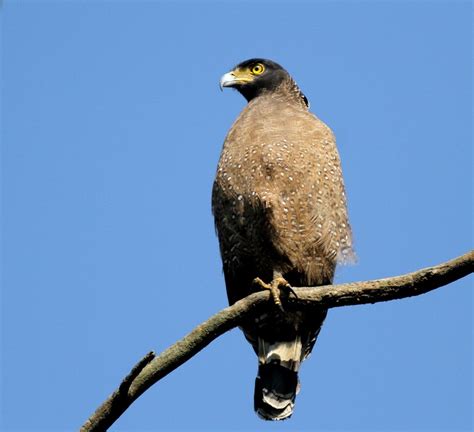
[253,276,298,311]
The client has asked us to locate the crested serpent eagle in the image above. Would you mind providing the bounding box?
[212,59,354,420]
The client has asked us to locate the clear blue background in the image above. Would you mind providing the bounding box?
[1,1,472,431]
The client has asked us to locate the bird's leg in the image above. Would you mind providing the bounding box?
[253,277,284,311]
[253,276,297,311]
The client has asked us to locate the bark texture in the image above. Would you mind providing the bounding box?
[80,251,473,431]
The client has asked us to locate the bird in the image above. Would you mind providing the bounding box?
[212,58,354,421]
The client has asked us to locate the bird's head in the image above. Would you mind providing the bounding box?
[220,58,308,106]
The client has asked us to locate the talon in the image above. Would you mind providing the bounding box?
[287,286,298,299]
[253,276,293,311]
[274,277,298,299]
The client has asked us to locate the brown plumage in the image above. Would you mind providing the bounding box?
[212,59,354,420]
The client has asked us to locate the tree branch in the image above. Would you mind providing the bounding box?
[80,251,473,431]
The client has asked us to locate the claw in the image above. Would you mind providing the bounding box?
[285,285,298,299]
[253,276,296,311]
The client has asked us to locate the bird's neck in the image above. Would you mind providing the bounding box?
[262,78,310,110]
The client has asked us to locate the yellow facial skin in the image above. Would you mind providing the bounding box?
[220,63,266,88]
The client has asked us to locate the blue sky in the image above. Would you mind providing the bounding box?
[1,1,472,431]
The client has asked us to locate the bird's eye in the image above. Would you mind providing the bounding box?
[251,63,265,75]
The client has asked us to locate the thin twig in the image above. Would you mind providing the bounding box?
[80,352,155,432]
[80,251,473,431]
[118,351,155,396]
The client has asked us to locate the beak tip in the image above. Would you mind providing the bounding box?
[219,71,236,91]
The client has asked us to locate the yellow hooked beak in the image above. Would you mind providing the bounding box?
[219,68,254,90]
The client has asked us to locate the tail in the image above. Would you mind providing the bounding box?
[254,337,303,421]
